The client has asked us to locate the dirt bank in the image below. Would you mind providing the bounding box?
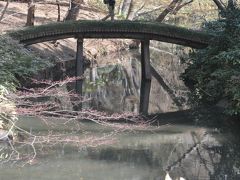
[0,1,130,64]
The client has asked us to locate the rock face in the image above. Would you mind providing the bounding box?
[81,45,189,113]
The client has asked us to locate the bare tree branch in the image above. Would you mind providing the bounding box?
[0,0,10,22]
[26,0,35,26]
[64,0,83,21]
[129,0,194,48]
[172,0,193,14]
[133,4,161,19]
[156,0,179,22]
[212,0,226,12]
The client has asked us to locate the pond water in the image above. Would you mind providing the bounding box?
[72,43,188,114]
[1,43,240,180]
[1,115,240,180]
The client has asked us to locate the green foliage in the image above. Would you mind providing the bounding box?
[182,6,240,116]
[0,35,51,90]
[0,35,52,133]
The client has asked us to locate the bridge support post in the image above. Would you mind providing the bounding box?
[140,40,151,115]
[75,38,84,110]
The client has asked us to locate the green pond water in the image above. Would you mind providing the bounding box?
[0,115,240,180]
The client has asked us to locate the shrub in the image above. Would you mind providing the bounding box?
[182,6,240,116]
[0,35,51,90]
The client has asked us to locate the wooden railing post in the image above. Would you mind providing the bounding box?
[140,40,151,115]
[75,38,84,109]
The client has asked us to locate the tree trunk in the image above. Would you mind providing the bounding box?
[64,0,81,21]
[26,0,35,26]
[212,0,226,12]
[0,0,10,22]
[119,0,133,19]
[172,0,193,15]
[156,0,179,22]
[123,0,197,49]
[56,0,60,21]
[129,0,193,48]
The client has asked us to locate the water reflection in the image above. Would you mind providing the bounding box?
[83,52,141,113]
[0,117,240,180]
[81,47,188,114]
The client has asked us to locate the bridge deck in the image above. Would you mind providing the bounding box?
[9,20,214,48]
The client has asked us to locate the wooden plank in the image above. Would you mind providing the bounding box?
[21,32,208,49]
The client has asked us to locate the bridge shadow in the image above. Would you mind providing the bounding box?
[150,65,183,109]
[133,51,185,112]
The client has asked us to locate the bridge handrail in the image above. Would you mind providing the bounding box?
[8,20,214,48]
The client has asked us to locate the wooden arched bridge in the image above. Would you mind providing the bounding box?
[9,20,214,114]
